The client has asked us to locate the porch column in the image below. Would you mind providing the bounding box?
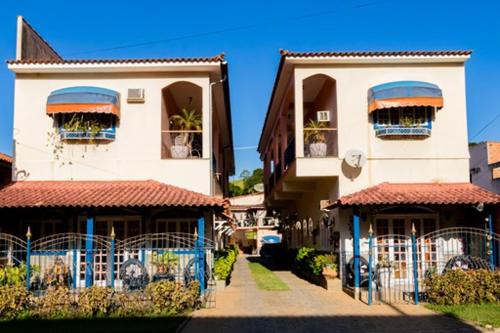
[353,209,360,300]
[85,214,94,288]
[197,217,206,294]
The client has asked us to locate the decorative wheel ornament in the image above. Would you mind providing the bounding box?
[120,258,149,290]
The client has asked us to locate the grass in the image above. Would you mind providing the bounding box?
[425,303,500,328]
[248,262,290,291]
[0,316,188,333]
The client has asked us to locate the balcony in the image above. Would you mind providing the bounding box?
[375,125,431,138]
[236,217,280,229]
[59,127,116,141]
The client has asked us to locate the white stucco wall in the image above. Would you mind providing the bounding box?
[293,62,470,197]
[470,142,500,194]
[12,72,214,194]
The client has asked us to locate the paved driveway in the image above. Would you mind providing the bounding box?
[182,255,480,333]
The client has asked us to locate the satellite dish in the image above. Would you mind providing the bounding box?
[344,149,366,168]
[253,183,264,192]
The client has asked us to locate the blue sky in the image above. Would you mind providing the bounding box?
[1,0,500,178]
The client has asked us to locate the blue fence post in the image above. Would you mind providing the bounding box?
[85,215,94,288]
[72,244,78,289]
[197,217,206,295]
[110,226,115,289]
[411,223,419,305]
[487,214,495,269]
[25,227,32,291]
[368,223,373,305]
[353,210,360,300]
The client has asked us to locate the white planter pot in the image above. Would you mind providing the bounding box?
[171,145,189,158]
[378,268,391,287]
[309,142,327,157]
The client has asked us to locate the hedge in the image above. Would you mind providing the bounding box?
[0,280,201,320]
[214,244,239,281]
[426,269,500,305]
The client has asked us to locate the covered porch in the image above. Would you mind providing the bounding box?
[0,180,229,293]
[326,182,500,304]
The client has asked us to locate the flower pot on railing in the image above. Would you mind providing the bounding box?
[309,142,327,157]
[171,134,190,158]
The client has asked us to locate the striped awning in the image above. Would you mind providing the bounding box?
[46,86,120,117]
[368,81,443,113]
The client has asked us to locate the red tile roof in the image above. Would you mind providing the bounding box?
[7,54,225,65]
[0,153,12,164]
[280,50,472,58]
[327,182,500,208]
[0,180,225,210]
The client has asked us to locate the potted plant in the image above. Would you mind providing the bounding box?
[170,107,202,158]
[376,256,393,287]
[62,114,108,143]
[304,119,328,157]
[151,252,178,282]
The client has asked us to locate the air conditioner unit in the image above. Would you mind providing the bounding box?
[127,88,145,103]
[316,110,330,122]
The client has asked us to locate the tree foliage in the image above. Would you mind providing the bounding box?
[229,168,263,197]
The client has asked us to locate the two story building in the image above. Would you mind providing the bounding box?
[0,17,234,290]
[258,50,500,300]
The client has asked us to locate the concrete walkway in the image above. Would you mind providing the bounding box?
[182,255,480,333]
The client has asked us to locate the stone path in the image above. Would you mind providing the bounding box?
[182,255,480,333]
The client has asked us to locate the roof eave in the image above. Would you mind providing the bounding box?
[284,54,471,65]
[7,61,223,74]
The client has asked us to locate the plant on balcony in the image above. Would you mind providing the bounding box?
[62,114,108,143]
[304,119,328,157]
[170,107,202,158]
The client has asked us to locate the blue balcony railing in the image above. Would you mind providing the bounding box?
[375,126,431,138]
[59,127,116,141]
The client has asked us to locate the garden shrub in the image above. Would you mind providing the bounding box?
[112,292,151,317]
[295,247,337,276]
[78,286,114,317]
[0,264,27,286]
[32,287,75,319]
[145,280,200,314]
[426,269,500,305]
[0,285,31,319]
[214,245,238,281]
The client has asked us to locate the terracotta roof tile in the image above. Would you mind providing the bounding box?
[328,182,500,208]
[280,50,472,58]
[0,180,225,210]
[0,153,12,164]
[7,54,225,65]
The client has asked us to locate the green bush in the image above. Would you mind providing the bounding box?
[214,245,238,281]
[32,287,75,319]
[310,254,336,276]
[426,269,500,305]
[112,292,151,317]
[0,285,31,319]
[78,286,114,317]
[145,280,200,314]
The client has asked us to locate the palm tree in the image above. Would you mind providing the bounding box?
[170,107,202,154]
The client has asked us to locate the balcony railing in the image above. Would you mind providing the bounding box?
[59,127,116,141]
[161,130,202,159]
[236,217,279,228]
[303,128,338,157]
[375,125,431,138]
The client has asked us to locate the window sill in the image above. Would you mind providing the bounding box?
[60,129,116,141]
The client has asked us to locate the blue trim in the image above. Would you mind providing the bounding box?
[370,81,440,92]
[49,86,119,98]
[353,213,360,292]
[26,237,31,291]
[197,217,205,294]
[110,237,115,289]
[59,126,116,141]
[72,248,78,289]
[488,214,495,269]
[368,231,373,305]
[85,216,94,288]
[411,232,419,305]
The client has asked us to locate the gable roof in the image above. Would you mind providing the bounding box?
[327,182,500,209]
[0,180,226,210]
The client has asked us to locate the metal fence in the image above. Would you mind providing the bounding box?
[0,231,215,301]
[341,226,500,305]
